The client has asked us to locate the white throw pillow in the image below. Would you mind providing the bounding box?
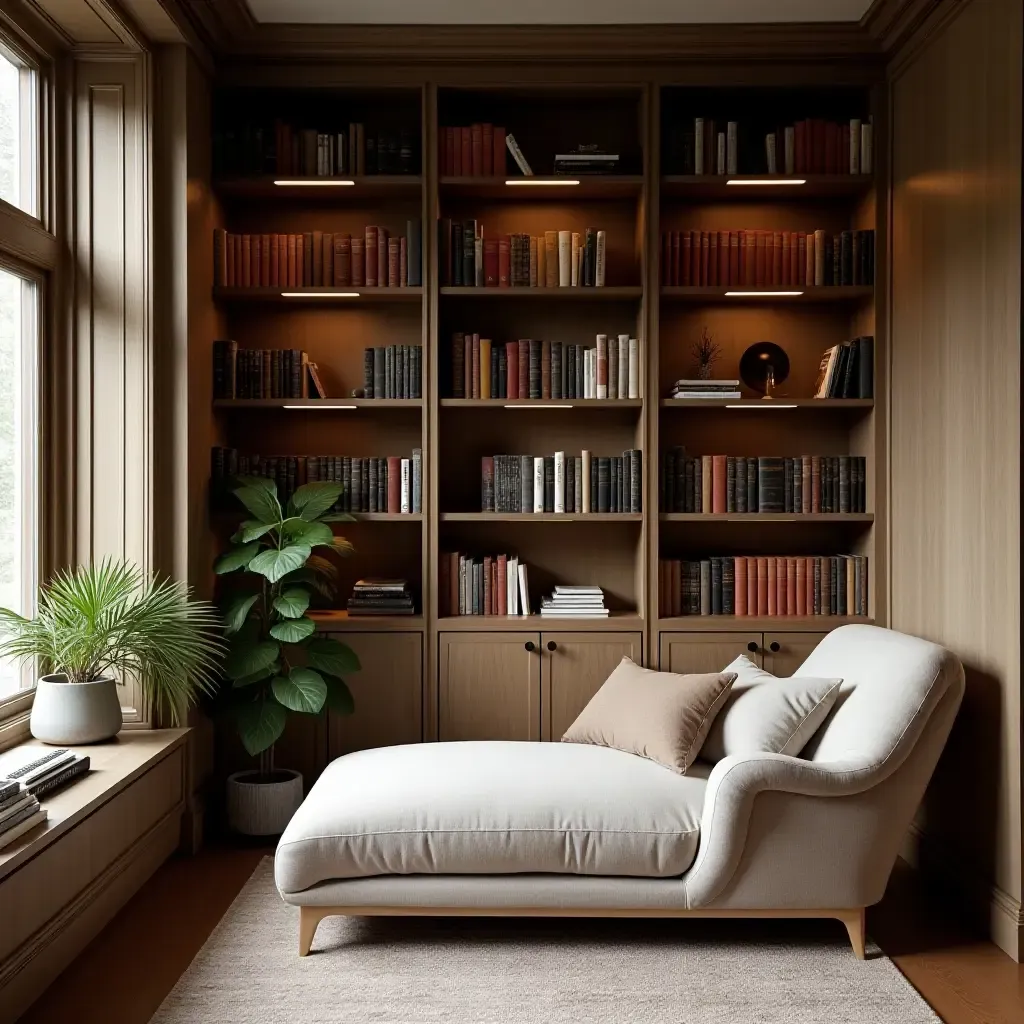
[701,655,842,762]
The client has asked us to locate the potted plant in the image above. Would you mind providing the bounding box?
[214,475,359,836]
[0,560,225,745]
[693,326,722,380]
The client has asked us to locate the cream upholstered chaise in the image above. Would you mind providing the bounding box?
[275,625,964,958]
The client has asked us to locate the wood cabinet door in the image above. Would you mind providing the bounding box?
[761,632,827,677]
[541,632,643,741]
[659,632,763,674]
[326,632,424,760]
[439,633,541,742]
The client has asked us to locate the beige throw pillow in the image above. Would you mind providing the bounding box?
[562,657,736,774]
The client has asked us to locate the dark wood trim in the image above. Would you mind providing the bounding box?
[861,0,967,56]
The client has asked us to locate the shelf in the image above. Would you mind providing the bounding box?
[213,287,424,304]
[660,398,873,410]
[441,286,642,301]
[348,513,424,522]
[441,512,643,523]
[441,398,642,409]
[661,175,874,199]
[311,610,425,630]
[661,286,872,303]
[660,513,873,523]
[214,175,423,199]
[213,398,423,410]
[438,611,644,632]
[657,615,873,632]
[440,175,643,199]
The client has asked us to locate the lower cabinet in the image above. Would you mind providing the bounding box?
[660,632,762,674]
[327,632,424,760]
[439,631,642,743]
[760,632,827,677]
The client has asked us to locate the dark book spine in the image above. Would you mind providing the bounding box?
[529,340,542,399]
[793,458,802,512]
[857,335,874,398]
[783,457,794,513]
[711,556,723,614]
[746,458,757,512]
[839,455,851,513]
[481,456,494,511]
[722,557,735,615]
[597,457,610,513]
[630,449,641,513]
[544,456,554,513]
[565,456,575,513]
[551,342,563,400]
[520,454,533,513]
[373,347,386,399]
[726,456,736,513]
[497,346,506,400]
[758,457,785,513]
[735,457,747,512]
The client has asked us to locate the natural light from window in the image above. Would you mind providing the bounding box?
[0,47,36,217]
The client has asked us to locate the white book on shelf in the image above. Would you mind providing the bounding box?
[0,808,47,851]
[400,459,410,513]
[506,133,533,176]
[533,458,545,514]
[508,557,519,615]
[517,563,531,616]
[581,450,592,513]
[571,233,581,286]
[558,230,571,287]
[628,338,640,399]
[595,231,606,287]
[554,451,565,513]
[618,334,629,399]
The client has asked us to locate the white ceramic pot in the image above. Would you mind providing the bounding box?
[30,675,123,745]
[226,769,303,836]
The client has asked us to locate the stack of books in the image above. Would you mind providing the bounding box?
[668,379,742,400]
[553,147,619,174]
[540,586,609,618]
[347,579,416,617]
[0,781,45,851]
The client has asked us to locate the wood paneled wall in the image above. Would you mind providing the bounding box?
[890,0,1022,960]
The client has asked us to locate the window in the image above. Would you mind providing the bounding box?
[0,45,37,217]
[0,264,38,700]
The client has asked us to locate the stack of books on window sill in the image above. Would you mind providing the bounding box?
[668,379,742,400]
[540,586,609,618]
[346,579,416,617]
[0,745,88,851]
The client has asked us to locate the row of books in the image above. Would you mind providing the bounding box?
[213,121,419,177]
[658,555,869,618]
[212,342,324,400]
[210,448,423,513]
[451,334,641,401]
[666,117,873,176]
[815,337,874,399]
[360,345,422,400]
[481,450,643,514]
[541,585,609,618]
[660,229,875,288]
[212,223,423,290]
[661,452,868,514]
[440,221,608,288]
[439,552,531,616]
[347,579,416,617]
[440,124,508,176]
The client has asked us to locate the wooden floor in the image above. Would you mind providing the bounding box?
[17,846,1024,1024]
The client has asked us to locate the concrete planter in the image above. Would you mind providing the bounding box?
[226,769,304,836]
[30,675,123,745]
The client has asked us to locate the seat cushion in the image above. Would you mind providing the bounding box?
[275,741,707,894]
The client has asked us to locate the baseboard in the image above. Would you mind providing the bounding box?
[901,822,1024,961]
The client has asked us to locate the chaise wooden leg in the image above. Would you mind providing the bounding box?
[299,907,324,956]
[838,907,866,959]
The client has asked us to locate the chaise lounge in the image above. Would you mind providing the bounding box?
[275,625,964,959]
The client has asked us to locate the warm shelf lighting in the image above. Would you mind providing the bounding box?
[283,404,358,410]
[505,403,573,409]
[280,291,361,298]
[726,178,807,186]
[726,404,798,410]
[273,179,355,187]
[725,291,805,297]
[505,179,580,187]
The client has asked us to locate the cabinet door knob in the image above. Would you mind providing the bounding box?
[769,641,781,653]
[546,641,557,652]
[524,641,536,652]
[747,641,759,653]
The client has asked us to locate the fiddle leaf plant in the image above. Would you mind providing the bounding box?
[215,476,360,769]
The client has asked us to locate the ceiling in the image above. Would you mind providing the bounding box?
[243,0,875,25]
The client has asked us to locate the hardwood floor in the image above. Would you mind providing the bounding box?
[16,847,1024,1024]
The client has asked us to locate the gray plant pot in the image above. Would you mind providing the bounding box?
[30,675,123,745]
[226,769,304,836]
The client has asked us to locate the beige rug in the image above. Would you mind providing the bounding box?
[150,859,939,1023]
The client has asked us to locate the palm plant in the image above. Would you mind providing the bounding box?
[0,559,225,726]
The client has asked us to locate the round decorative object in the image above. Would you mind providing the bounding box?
[226,769,304,836]
[740,342,790,397]
[30,675,123,745]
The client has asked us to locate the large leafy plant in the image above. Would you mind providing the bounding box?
[215,476,360,765]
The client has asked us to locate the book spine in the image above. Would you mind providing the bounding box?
[533,458,544,514]
[594,231,606,287]
[554,451,565,513]
[481,456,494,511]
[596,334,608,399]
[558,230,571,286]
[581,450,592,513]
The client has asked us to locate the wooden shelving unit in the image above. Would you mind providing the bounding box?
[439,286,642,300]
[213,286,424,304]
[660,286,873,303]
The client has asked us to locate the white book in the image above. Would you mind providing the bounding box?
[517,563,531,615]
[860,122,872,175]
[508,557,518,614]
[617,334,629,398]
[716,132,726,175]
[558,230,571,286]
[400,459,410,513]
[571,232,581,286]
[765,132,778,174]
[506,133,533,176]
[672,391,742,399]
[533,458,545,513]
[596,334,608,399]
[628,338,640,399]
[849,119,861,174]
[608,336,618,399]
[726,122,738,175]
[0,808,47,852]
[694,118,705,175]
[784,126,796,175]
[0,792,34,828]
[584,348,592,399]
[595,231,606,287]
[581,450,592,513]
[555,585,604,593]
[540,609,609,617]
[554,451,565,513]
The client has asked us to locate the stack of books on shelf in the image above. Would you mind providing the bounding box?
[440,124,507,175]
[540,585,609,618]
[212,342,325,400]
[814,337,873,399]
[214,120,418,177]
[0,781,45,851]
[661,451,867,514]
[440,222,607,288]
[360,345,422,399]
[451,334,640,400]
[481,450,642,514]
[0,747,93,850]
[667,378,741,401]
[661,228,874,288]
[347,579,415,617]
[553,147,619,175]
[439,552,530,616]
[211,448,422,513]
[213,222,423,289]
[659,555,868,618]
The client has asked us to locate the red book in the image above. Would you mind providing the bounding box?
[541,339,552,398]
[711,455,727,513]
[484,239,499,286]
[781,232,791,287]
[747,557,757,616]
[269,233,279,287]
[288,234,298,288]
[261,234,271,287]
[795,119,807,174]
[506,342,519,399]
[767,557,777,616]
[482,123,493,176]
[662,233,671,286]
[388,238,400,287]
[787,558,797,615]
[718,231,729,286]
[493,127,506,175]
[351,237,364,287]
[740,231,752,285]
[517,339,529,397]
[251,235,261,287]
[387,457,401,513]
[377,227,387,288]
[452,127,463,175]
[772,231,782,286]
[310,230,321,285]
[755,231,766,286]
[790,232,801,286]
[700,231,710,286]
[757,557,768,616]
[364,227,377,287]
[796,558,807,616]
[496,554,507,615]
[805,556,815,613]
[483,555,492,614]
[224,232,235,287]
[322,233,333,286]
[777,557,787,616]
[460,128,472,177]
[498,238,510,286]
[735,557,747,616]
[728,230,739,286]
[471,123,483,177]
[443,127,455,176]
[241,234,252,287]
[669,231,679,286]
[812,119,825,174]
[681,232,692,286]
[709,232,718,287]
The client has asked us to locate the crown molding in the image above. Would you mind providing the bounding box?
[860,0,964,52]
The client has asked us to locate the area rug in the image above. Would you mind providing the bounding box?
[150,858,939,1024]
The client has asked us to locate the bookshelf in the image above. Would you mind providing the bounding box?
[204,75,886,765]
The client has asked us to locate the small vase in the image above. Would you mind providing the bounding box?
[30,675,123,745]
[226,769,304,836]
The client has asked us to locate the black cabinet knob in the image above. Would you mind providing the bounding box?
[524,641,536,652]
[769,641,781,653]
[747,641,759,653]
[547,641,557,652]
